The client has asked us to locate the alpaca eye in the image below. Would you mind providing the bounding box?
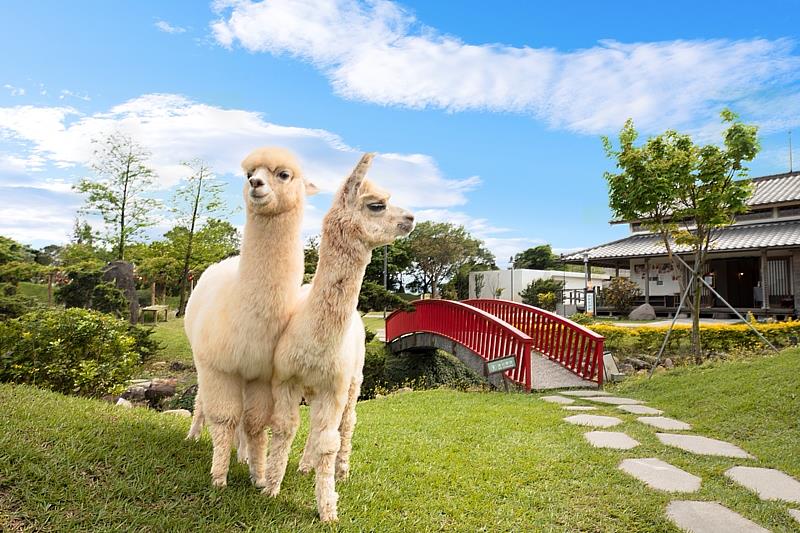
[367,203,386,212]
[246,170,253,179]
[277,169,293,181]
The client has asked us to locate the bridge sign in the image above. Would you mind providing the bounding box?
[486,355,517,375]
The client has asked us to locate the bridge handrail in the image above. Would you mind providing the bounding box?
[386,300,533,391]
[463,299,605,386]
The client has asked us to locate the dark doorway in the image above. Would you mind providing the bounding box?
[714,257,759,308]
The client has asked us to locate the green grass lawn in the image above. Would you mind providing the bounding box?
[147,317,193,366]
[1,349,799,531]
[16,282,50,304]
[361,315,385,333]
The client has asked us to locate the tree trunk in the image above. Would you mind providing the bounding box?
[150,282,156,306]
[118,156,132,260]
[176,169,203,317]
[691,248,703,362]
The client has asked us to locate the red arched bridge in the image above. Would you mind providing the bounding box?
[385,299,605,392]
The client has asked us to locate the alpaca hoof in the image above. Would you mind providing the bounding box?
[211,477,227,488]
[319,509,338,523]
[261,482,281,497]
[186,432,201,442]
[237,454,249,465]
[298,463,313,475]
[252,477,267,489]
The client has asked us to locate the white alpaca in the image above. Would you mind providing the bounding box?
[184,147,316,488]
[263,153,414,522]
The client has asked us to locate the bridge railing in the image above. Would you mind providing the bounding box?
[464,299,605,386]
[385,300,533,391]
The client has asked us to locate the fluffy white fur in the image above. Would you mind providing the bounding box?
[262,153,415,522]
[184,147,316,488]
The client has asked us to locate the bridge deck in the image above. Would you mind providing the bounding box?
[530,351,598,391]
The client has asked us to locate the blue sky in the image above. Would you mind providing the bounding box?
[1,0,799,266]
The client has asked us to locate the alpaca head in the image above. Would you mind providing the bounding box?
[327,153,415,248]
[240,147,318,217]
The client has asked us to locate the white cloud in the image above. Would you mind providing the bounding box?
[59,89,91,102]
[155,20,187,34]
[211,0,800,135]
[3,84,25,97]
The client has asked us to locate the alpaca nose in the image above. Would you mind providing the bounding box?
[249,176,265,188]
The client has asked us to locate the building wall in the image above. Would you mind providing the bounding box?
[629,258,682,296]
[468,269,610,302]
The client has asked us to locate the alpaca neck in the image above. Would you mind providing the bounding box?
[308,222,371,337]
[238,207,303,305]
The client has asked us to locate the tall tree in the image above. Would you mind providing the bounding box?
[405,221,494,298]
[603,109,758,358]
[514,244,559,270]
[74,132,159,260]
[364,239,412,291]
[171,159,227,316]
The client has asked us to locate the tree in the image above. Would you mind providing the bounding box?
[520,278,564,308]
[444,249,496,300]
[74,132,159,260]
[364,240,412,291]
[303,236,320,283]
[405,221,494,298]
[474,273,485,299]
[171,160,227,317]
[514,245,559,270]
[603,109,758,358]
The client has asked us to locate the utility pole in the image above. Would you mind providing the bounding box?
[509,256,515,302]
[383,244,388,320]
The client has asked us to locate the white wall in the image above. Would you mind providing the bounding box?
[468,269,610,302]
[629,258,681,296]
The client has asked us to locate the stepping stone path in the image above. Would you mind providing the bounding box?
[563,405,598,411]
[637,416,692,431]
[789,509,800,524]
[656,433,754,459]
[619,458,701,492]
[585,431,639,450]
[583,396,643,405]
[618,404,663,415]
[724,466,800,503]
[541,395,574,404]
[666,501,770,533]
[558,389,610,397]
[563,414,622,428]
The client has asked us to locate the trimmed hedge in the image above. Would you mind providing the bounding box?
[589,320,800,359]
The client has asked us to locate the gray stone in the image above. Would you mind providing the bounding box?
[541,395,574,404]
[619,458,701,492]
[618,404,663,415]
[563,414,623,428]
[664,358,674,369]
[585,431,639,450]
[666,500,770,533]
[558,390,609,397]
[162,409,192,418]
[103,260,139,324]
[121,386,147,401]
[628,303,656,321]
[563,405,598,411]
[637,416,692,431]
[115,398,133,408]
[584,396,643,405]
[624,357,650,370]
[724,466,800,503]
[789,509,800,524]
[656,433,753,458]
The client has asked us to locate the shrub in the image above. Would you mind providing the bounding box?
[0,283,41,321]
[358,281,412,313]
[520,278,564,308]
[360,342,388,399]
[0,308,161,397]
[569,312,595,325]
[537,292,556,311]
[91,282,129,317]
[603,277,641,314]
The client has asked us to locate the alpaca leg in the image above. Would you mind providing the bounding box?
[186,390,204,441]
[243,380,272,487]
[298,391,317,474]
[235,420,249,464]
[335,381,361,481]
[262,382,302,497]
[311,393,346,522]
[203,371,243,487]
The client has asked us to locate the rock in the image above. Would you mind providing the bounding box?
[116,398,133,408]
[724,466,800,503]
[637,416,692,431]
[541,395,574,404]
[121,386,147,401]
[152,378,178,387]
[619,363,635,375]
[656,433,753,458]
[101,394,117,404]
[585,431,639,450]
[583,396,643,405]
[618,404,663,415]
[170,361,189,371]
[563,414,623,428]
[623,357,650,370]
[396,387,413,394]
[102,260,139,324]
[628,303,656,321]
[619,458,701,492]
[664,358,674,369]
[151,361,168,369]
[162,409,192,418]
[375,394,385,399]
[666,501,770,533]
[145,382,176,406]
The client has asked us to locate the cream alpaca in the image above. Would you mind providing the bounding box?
[263,153,414,522]
[184,147,316,488]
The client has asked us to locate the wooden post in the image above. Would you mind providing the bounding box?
[47,272,53,306]
[760,250,769,310]
[644,258,651,304]
[151,282,156,306]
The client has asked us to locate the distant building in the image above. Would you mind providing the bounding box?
[563,170,800,318]
[468,268,610,303]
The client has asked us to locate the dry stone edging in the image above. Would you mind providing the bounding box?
[724,466,800,504]
[656,433,754,459]
[666,500,770,533]
[637,416,692,431]
[564,414,623,428]
[585,431,639,450]
[619,458,701,492]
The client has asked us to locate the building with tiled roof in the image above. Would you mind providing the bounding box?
[563,170,800,317]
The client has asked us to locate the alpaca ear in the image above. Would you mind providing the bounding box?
[339,153,374,206]
[304,180,320,196]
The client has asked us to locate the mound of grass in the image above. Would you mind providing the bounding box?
[2,349,799,531]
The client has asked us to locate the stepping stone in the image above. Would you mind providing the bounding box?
[585,431,639,450]
[789,509,800,524]
[618,404,663,415]
[563,405,598,411]
[656,433,753,459]
[558,389,609,397]
[563,414,622,428]
[637,416,692,431]
[619,458,700,492]
[724,466,800,503]
[541,395,574,404]
[666,501,770,533]
[584,396,643,405]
